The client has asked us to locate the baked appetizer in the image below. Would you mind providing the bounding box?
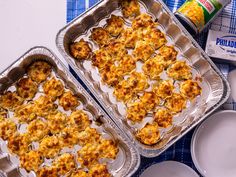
[34,95,58,117]
[105,15,124,37]
[14,103,37,123]
[0,91,23,110]
[132,14,156,30]
[47,111,67,135]
[154,108,173,128]
[136,123,160,145]
[113,80,136,103]
[143,27,167,50]
[70,170,89,177]
[20,151,43,172]
[92,48,112,69]
[27,119,49,142]
[77,142,100,167]
[0,107,7,119]
[77,127,101,146]
[119,28,140,48]
[139,92,160,111]
[121,0,140,18]
[0,119,17,140]
[37,166,58,177]
[8,133,30,156]
[133,40,155,62]
[16,77,38,100]
[106,41,127,60]
[43,77,64,100]
[142,56,164,80]
[60,126,80,147]
[128,71,149,92]
[100,63,123,86]
[167,61,192,80]
[27,61,52,83]
[89,164,111,177]
[180,79,202,100]
[68,110,91,131]
[53,153,76,175]
[165,93,187,113]
[153,80,174,99]
[39,136,62,159]
[70,39,92,60]
[98,139,119,159]
[59,91,79,111]
[90,27,111,47]
[118,54,136,76]
[159,45,178,68]
[117,54,136,75]
[126,102,147,122]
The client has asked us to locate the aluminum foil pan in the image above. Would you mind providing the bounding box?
[0,47,140,177]
[56,0,230,157]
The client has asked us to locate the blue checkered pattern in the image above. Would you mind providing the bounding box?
[67,0,236,176]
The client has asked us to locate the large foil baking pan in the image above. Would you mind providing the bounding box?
[56,0,230,157]
[0,47,140,177]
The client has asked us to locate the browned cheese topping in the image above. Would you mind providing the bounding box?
[154,108,173,128]
[34,95,58,117]
[121,0,140,18]
[153,80,175,100]
[20,151,43,172]
[39,136,62,159]
[43,77,64,100]
[27,61,52,83]
[52,153,76,175]
[70,39,92,60]
[27,119,49,141]
[14,103,37,123]
[0,91,23,111]
[59,91,79,111]
[0,118,16,140]
[180,79,202,100]
[136,123,160,145]
[167,61,192,80]
[7,133,30,156]
[16,77,38,100]
[47,111,67,135]
[165,93,187,113]
[90,27,111,47]
[105,15,124,37]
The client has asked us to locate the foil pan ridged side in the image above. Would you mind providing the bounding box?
[0,47,140,177]
[56,0,230,157]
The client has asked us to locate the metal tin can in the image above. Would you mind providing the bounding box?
[175,0,231,34]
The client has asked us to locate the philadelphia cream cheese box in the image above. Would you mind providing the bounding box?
[206,29,236,63]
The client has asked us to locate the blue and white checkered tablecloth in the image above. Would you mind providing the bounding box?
[67,0,236,176]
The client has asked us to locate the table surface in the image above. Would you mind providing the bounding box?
[0,0,67,72]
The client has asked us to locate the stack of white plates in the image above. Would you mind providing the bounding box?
[191,110,236,177]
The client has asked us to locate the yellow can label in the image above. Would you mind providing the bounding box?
[178,0,223,31]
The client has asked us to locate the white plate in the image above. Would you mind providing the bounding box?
[191,110,236,177]
[140,161,199,177]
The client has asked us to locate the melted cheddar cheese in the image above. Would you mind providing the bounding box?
[136,123,160,145]
[27,61,52,83]
[70,39,92,60]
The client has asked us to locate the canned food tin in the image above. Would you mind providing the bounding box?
[175,0,231,34]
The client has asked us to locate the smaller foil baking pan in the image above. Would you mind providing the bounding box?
[0,47,140,177]
[56,0,230,157]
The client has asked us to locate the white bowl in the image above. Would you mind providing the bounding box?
[191,110,236,177]
[140,161,199,177]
